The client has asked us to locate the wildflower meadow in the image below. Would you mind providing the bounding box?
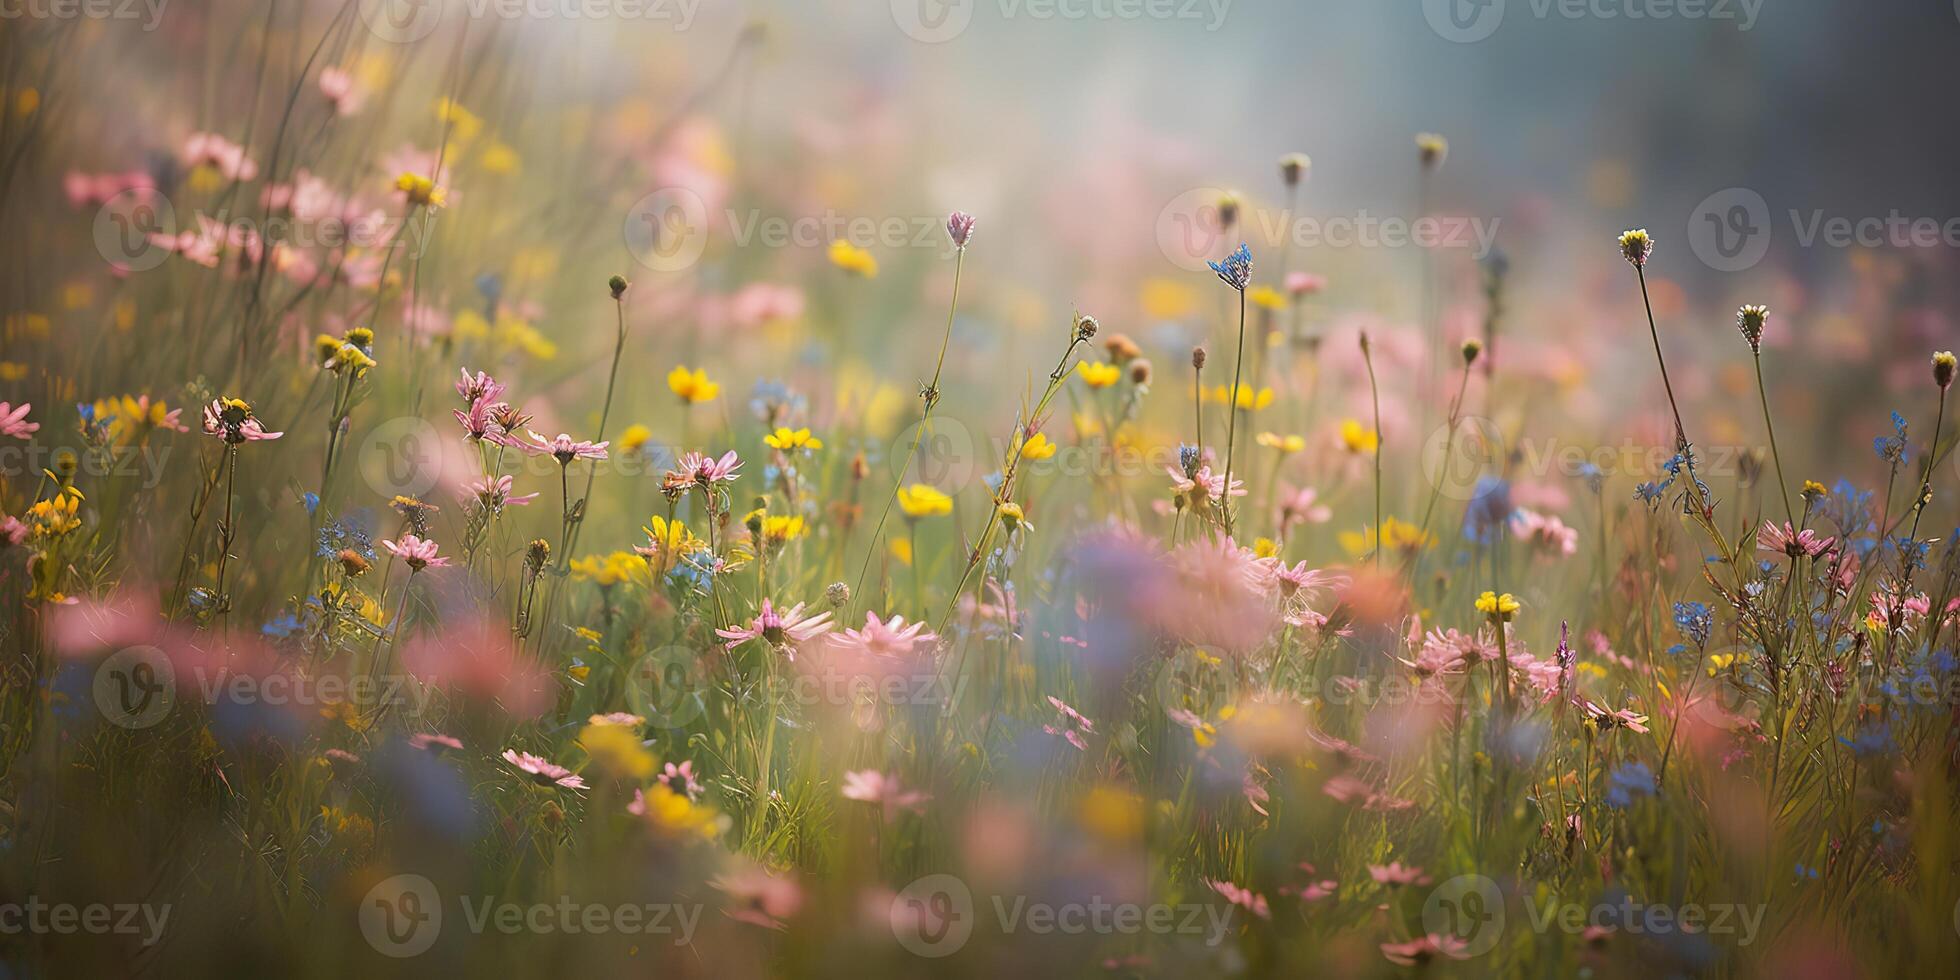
[2,2,1959,976]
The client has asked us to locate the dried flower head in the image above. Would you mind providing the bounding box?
[1461,338,1483,365]
[946,211,976,249]
[1191,346,1207,370]
[1617,229,1654,268]
[1416,133,1448,170]
[609,275,630,299]
[1736,305,1768,354]
[1074,313,1100,342]
[1279,153,1310,187]
[1934,350,1957,390]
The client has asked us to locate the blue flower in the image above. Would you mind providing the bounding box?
[1208,243,1252,291]
[1673,601,1713,649]
[262,612,303,639]
[1576,461,1604,495]
[1463,476,1514,545]
[1873,411,1909,464]
[1605,762,1656,808]
[1839,722,1895,757]
[316,514,376,560]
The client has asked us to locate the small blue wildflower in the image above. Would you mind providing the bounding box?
[1793,864,1820,881]
[1208,243,1252,292]
[1838,722,1895,757]
[316,514,376,560]
[1873,412,1909,464]
[1605,762,1656,809]
[1673,601,1713,649]
[1463,476,1515,545]
[1576,461,1604,495]
[303,492,320,516]
[262,612,303,639]
[1178,443,1202,478]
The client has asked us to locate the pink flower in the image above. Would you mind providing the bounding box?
[180,132,258,181]
[674,449,743,487]
[200,399,283,443]
[518,430,608,464]
[456,368,505,405]
[1758,521,1835,560]
[381,534,452,571]
[716,598,833,654]
[712,866,804,930]
[947,211,977,249]
[1207,880,1271,920]
[1368,862,1433,887]
[1285,272,1326,296]
[318,66,365,115]
[840,769,929,821]
[408,732,462,753]
[659,760,704,800]
[1381,934,1472,966]
[726,283,806,328]
[588,712,645,727]
[463,474,537,510]
[1276,485,1332,527]
[0,402,38,440]
[1165,464,1245,505]
[826,612,939,664]
[0,516,28,546]
[1042,695,1095,751]
[502,749,586,790]
[1513,508,1578,558]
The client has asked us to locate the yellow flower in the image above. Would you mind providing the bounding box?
[393,171,445,209]
[28,491,82,538]
[763,427,823,453]
[619,424,653,454]
[1078,362,1122,389]
[889,537,913,566]
[1338,517,1433,558]
[897,484,953,519]
[997,501,1030,534]
[579,722,655,780]
[828,240,878,278]
[1248,285,1287,311]
[640,516,701,571]
[1339,419,1379,455]
[668,366,720,404]
[434,97,482,142]
[635,783,721,841]
[1140,278,1197,319]
[1252,537,1280,558]
[90,395,184,444]
[760,514,806,545]
[571,551,649,588]
[1476,591,1521,619]
[1256,431,1305,454]
[480,141,521,175]
[1207,383,1275,411]
[1016,431,1058,461]
[1076,785,1144,842]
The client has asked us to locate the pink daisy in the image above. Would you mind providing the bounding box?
[0,402,37,441]
[1042,695,1095,751]
[1381,934,1473,966]
[381,534,452,571]
[518,430,608,464]
[1758,521,1835,560]
[1207,879,1271,920]
[502,749,586,790]
[840,769,929,821]
[716,599,834,654]
[200,398,283,443]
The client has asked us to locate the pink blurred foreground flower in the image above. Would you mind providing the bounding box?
[1381,933,1473,966]
[841,769,929,821]
[0,402,37,440]
[503,749,587,790]
[1207,880,1271,920]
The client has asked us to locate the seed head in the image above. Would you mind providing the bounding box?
[1074,313,1099,342]
[1736,305,1768,354]
[1935,351,1956,390]
[1191,346,1207,370]
[609,275,629,299]
[1416,133,1448,170]
[1461,338,1484,366]
[1279,153,1310,188]
[825,581,851,608]
[1617,229,1654,268]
